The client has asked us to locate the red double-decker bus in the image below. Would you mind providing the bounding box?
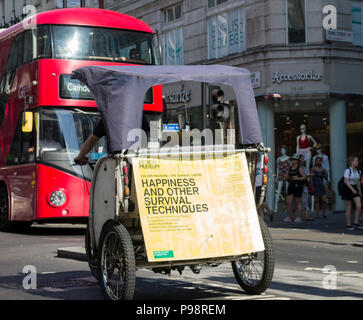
[0,8,163,230]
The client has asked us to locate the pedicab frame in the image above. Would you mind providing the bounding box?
[72,65,274,300]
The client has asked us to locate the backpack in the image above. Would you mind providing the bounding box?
[338,168,361,196]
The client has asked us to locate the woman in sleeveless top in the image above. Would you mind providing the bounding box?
[343,156,362,230]
[284,154,307,223]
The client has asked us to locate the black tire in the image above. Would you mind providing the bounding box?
[85,223,99,280]
[232,217,275,295]
[0,185,13,232]
[98,222,136,300]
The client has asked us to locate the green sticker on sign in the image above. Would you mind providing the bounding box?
[153,250,174,259]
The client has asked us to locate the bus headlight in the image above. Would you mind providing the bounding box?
[48,190,67,207]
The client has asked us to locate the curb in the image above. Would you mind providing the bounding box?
[57,247,87,262]
[353,241,363,248]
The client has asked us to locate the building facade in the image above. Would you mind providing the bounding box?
[106,0,363,212]
[0,0,100,28]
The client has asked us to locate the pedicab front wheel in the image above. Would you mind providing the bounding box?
[231,217,275,295]
[98,222,136,300]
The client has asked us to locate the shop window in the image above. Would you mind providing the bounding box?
[287,0,306,44]
[274,101,329,159]
[6,112,35,166]
[346,101,363,160]
[163,4,183,23]
[208,0,229,8]
[352,1,363,46]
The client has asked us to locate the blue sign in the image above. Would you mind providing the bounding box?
[163,123,180,132]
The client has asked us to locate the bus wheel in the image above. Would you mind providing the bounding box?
[98,222,135,300]
[85,223,99,280]
[0,185,12,232]
[231,217,275,295]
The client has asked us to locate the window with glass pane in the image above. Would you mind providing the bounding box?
[287,0,306,44]
[208,0,228,8]
[163,4,183,23]
[52,26,155,64]
[23,30,34,64]
[36,25,51,59]
[163,28,184,65]
[352,1,363,46]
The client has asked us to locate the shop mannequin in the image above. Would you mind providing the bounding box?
[296,124,317,171]
[274,146,291,212]
[311,144,330,212]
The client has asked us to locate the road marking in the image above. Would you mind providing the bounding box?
[191,280,240,291]
[341,273,363,278]
[297,261,310,264]
[304,267,363,279]
[42,287,65,292]
[346,261,358,264]
[41,271,56,275]
[260,297,291,300]
[223,294,276,300]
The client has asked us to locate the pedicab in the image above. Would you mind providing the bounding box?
[72,65,274,300]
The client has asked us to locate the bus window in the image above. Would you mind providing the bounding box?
[6,112,36,165]
[36,25,51,59]
[23,30,36,64]
[52,25,156,64]
[5,33,24,71]
[38,108,107,180]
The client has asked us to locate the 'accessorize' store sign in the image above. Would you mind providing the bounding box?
[272,71,323,84]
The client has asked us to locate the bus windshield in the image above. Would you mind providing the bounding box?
[38,108,108,180]
[52,25,157,64]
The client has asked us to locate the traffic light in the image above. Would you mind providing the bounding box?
[209,87,230,122]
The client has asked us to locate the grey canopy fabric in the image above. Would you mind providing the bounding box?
[72,65,263,152]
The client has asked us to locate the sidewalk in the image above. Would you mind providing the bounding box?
[264,210,363,247]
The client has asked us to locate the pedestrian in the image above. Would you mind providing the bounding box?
[299,154,314,221]
[310,156,328,219]
[341,155,362,230]
[284,154,307,223]
[255,154,273,222]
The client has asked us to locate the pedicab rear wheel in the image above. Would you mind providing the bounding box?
[232,217,274,295]
[85,223,99,280]
[98,222,136,300]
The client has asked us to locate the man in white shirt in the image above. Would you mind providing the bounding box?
[39,125,62,151]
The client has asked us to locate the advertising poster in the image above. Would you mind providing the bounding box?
[132,153,264,262]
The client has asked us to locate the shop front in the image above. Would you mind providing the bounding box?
[254,59,363,212]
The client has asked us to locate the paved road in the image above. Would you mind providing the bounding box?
[0,211,362,300]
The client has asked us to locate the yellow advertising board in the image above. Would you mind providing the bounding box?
[132,153,264,262]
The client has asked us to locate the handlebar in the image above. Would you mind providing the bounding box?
[72,157,96,170]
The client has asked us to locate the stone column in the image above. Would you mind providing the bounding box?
[329,99,347,212]
[257,100,275,210]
